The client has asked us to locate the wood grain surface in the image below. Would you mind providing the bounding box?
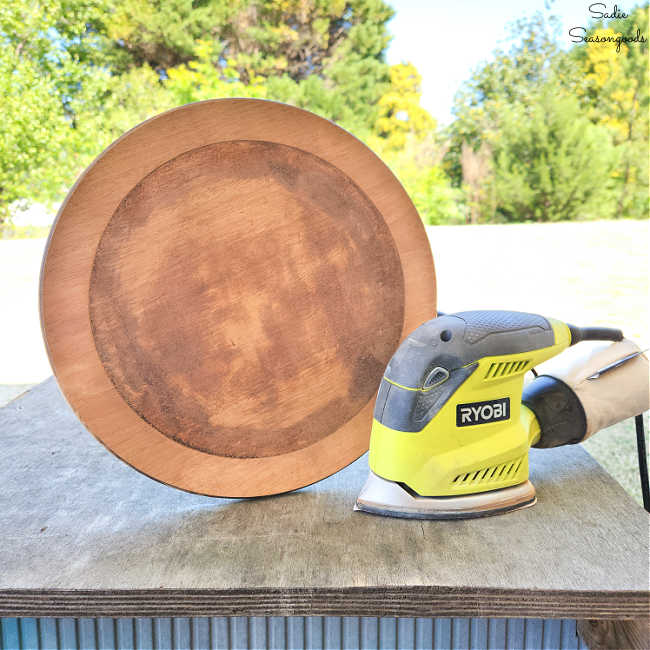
[90,140,403,458]
[577,619,650,650]
[40,99,436,496]
[1,379,648,619]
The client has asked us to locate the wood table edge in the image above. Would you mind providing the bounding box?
[0,587,647,619]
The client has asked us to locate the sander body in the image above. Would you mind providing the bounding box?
[355,310,649,519]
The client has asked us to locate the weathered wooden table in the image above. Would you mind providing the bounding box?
[1,380,648,649]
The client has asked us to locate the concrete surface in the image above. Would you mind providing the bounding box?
[0,238,50,386]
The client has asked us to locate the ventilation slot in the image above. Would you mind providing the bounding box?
[452,457,525,488]
[484,359,530,379]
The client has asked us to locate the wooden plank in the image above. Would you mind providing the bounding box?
[0,380,648,619]
[577,618,650,649]
[3,588,647,619]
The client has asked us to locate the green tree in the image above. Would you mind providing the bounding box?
[571,4,649,218]
[68,65,174,162]
[163,0,395,138]
[0,47,70,224]
[373,63,435,151]
[366,66,460,225]
[1,0,454,226]
[492,91,617,222]
[104,0,394,82]
[0,2,103,222]
[447,9,628,222]
[103,0,240,72]
[447,12,554,220]
[0,2,173,221]
[449,12,570,155]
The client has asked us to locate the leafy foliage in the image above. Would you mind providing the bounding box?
[373,63,435,150]
[0,2,95,223]
[571,6,649,219]
[0,1,647,228]
[0,2,177,223]
[0,50,69,223]
[447,4,648,222]
[103,0,394,84]
[1,0,408,221]
[104,0,238,72]
[491,91,617,221]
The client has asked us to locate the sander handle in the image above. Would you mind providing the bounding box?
[527,339,649,444]
[523,340,649,512]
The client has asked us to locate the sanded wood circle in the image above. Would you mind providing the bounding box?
[41,99,436,496]
[90,140,403,458]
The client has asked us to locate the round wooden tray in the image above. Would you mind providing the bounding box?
[40,99,436,497]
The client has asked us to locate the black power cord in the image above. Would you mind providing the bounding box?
[568,324,624,345]
[635,414,650,513]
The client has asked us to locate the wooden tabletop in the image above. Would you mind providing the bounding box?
[0,379,648,619]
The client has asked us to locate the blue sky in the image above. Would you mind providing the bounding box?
[386,0,603,124]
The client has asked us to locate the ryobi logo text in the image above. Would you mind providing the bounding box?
[456,398,510,427]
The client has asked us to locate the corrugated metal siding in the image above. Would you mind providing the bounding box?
[1,617,587,649]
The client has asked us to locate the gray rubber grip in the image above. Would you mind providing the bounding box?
[385,310,555,388]
[376,310,556,432]
[453,310,552,344]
